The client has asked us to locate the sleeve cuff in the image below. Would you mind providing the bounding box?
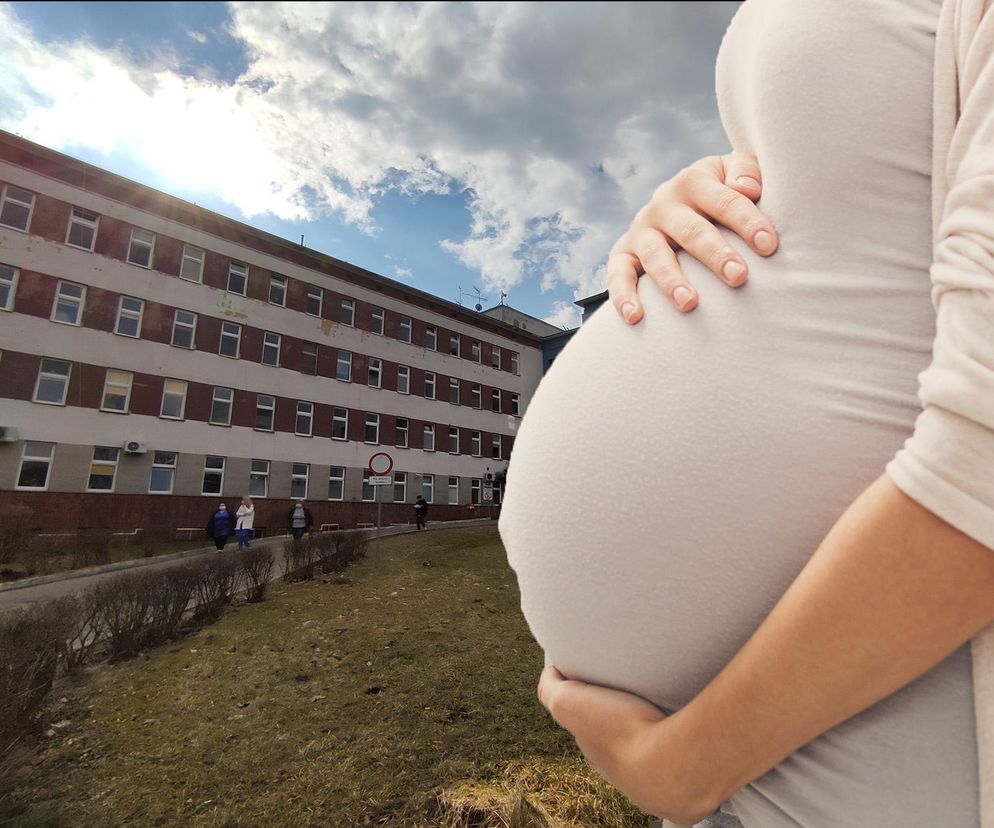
[885,405,994,552]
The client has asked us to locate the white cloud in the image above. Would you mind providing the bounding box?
[543,300,581,331]
[0,2,738,315]
[393,265,414,282]
[187,30,207,45]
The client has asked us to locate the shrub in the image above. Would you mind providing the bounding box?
[192,553,238,623]
[70,530,114,570]
[0,601,73,754]
[91,570,156,660]
[0,504,33,568]
[60,593,104,675]
[281,538,316,582]
[241,546,274,603]
[145,562,200,644]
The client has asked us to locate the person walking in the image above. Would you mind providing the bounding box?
[205,503,235,553]
[414,495,428,531]
[236,496,254,550]
[287,500,313,540]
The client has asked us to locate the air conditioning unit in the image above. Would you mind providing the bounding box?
[122,440,147,455]
[484,472,494,482]
[0,426,19,442]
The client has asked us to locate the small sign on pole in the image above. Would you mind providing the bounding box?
[368,453,394,539]
[368,475,392,485]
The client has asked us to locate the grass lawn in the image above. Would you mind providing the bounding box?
[2,525,650,827]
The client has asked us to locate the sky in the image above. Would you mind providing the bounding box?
[0,1,739,329]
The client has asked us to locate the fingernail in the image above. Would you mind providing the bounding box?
[672,285,694,310]
[754,230,775,254]
[722,260,746,286]
[621,301,636,321]
[735,176,761,190]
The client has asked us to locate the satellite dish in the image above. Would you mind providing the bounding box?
[475,303,482,311]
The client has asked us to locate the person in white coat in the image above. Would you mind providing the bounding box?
[235,496,254,550]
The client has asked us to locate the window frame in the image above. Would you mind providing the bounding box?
[149,451,178,494]
[397,365,410,395]
[249,459,270,498]
[332,407,349,441]
[471,384,482,409]
[371,306,385,336]
[171,309,197,349]
[295,400,314,436]
[261,331,282,367]
[300,341,319,375]
[492,433,503,460]
[160,379,188,420]
[336,350,352,382]
[179,244,205,283]
[0,184,35,232]
[491,345,501,370]
[471,478,482,505]
[33,358,72,406]
[0,263,18,312]
[16,441,54,491]
[449,334,460,358]
[100,369,133,413]
[510,351,520,376]
[395,417,409,448]
[448,426,459,455]
[306,285,323,317]
[219,321,241,359]
[341,297,355,327]
[511,393,520,417]
[368,357,382,389]
[114,295,144,338]
[425,325,437,351]
[210,386,233,426]
[86,446,121,493]
[399,316,412,343]
[364,412,380,445]
[471,340,481,363]
[227,261,248,296]
[424,371,436,400]
[127,227,155,269]
[423,424,435,452]
[448,476,459,505]
[362,469,376,502]
[491,389,502,413]
[255,393,276,432]
[290,463,309,499]
[65,206,99,251]
[51,280,86,326]
[449,377,460,406]
[202,455,226,495]
[421,473,434,504]
[328,466,346,501]
[471,431,482,457]
[393,471,407,503]
[269,274,287,307]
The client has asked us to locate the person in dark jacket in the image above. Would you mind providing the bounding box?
[414,495,429,530]
[206,503,235,552]
[288,501,314,540]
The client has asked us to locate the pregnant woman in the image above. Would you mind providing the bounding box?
[498,1,994,825]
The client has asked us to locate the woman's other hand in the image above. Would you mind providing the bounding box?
[609,153,778,322]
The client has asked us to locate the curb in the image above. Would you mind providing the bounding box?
[0,518,496,594]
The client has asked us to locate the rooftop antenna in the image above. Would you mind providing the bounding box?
[500,290,508,306]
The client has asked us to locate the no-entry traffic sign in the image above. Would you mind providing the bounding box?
[368,452,393,475]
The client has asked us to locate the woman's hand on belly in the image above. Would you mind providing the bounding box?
[538,665,716,825]
[609,152,778,320]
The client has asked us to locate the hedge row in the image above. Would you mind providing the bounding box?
[281,531,370,583]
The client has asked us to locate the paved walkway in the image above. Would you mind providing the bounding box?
[0,519,497,613]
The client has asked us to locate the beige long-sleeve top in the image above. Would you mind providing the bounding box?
[884,0,994,823]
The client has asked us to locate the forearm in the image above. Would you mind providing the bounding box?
[663,472,994,811]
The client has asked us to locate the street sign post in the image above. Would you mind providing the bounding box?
[368,453,394,540]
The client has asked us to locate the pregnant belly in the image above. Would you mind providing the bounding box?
[499,249,934,713]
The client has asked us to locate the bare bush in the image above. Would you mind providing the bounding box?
[0,601,73,753]
[240,547,274,603]
[192,553,238,622]
[145,562,200,644]
[59,592,104,675]
[91,570,156,660]
[0,504,33,568]
[71,529,113,569]
[281,538,315,582]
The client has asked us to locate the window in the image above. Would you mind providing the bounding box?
[448,427,459,454]
[306,285,323,316]
[492,434,503,459]
[227,261,248,295]
[66,207,99,251]
[449,378,460,405]
[291,463,309,499]
[262,332,281,366]
[171,309,197,349]
[101,370,133,413]
[219,322,241,358]
[149,451,177,494]
[296,401,313,436]
[491,345,501,370]
[51,281,85,325]
[423,424,435,452]
[0,184,35,231]
[510,351,519,375]
[332,407,348,440]
[160,379,187,419]
[449,334,460,357]
[17,441,54,490]
[362,470,375,502]
[180,244,204,282]
[210,387,233,425]
[425,325,437,351]
[336,350,352,382]
[471,384,482,409]
[511,393,520,416]
[202,455,225,495]
[448,476,459,505]
[269,274,287,306]
[365,412,380,444]
[0,263,18,311]
[341,298,355,326]
[301,342,318,375]
[393,471,407,503]
[397,365,410,395]
[491,389,501,412]
[471,340,481,363]
[127,228,155,268]
[396,417,409,448]
[471,478,482,505]
[399,316,412,343]
[368,358,382,389]
[249,459,270,498]
[471,431,482,457]
[87,446,120,492]
[255,394,275,431]
[328,466,345,500]
[33,358,71,405]
[371,307,384,335]
[114,296,144,337]
[421,473,434,504]
[424,371,436,400]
